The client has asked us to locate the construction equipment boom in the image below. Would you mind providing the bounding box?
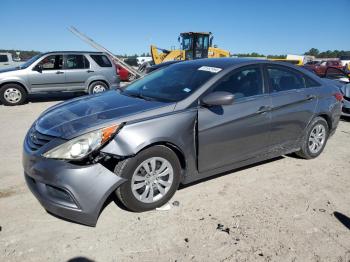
[69,26,142,78]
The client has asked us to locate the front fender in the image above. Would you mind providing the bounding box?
[0,76,29,92]
[101,109,198,178]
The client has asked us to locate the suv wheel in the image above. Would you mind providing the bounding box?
[115,145,181,212]
[296,117,329,159]
[0,84,27,106]
[88,81,108,94]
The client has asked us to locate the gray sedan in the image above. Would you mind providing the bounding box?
[23,58,342,226]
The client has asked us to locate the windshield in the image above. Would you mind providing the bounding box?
[123,63,221,102]
[19,54,43,69]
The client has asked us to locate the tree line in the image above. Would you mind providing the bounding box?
[1,49,349,60]
[304,48,350,58]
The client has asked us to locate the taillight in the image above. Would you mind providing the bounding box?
[334,92,343,101]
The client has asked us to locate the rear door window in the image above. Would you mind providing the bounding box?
[65,55,90,69]
[212,67,264,100]
[267,66,307,92]
[90,55,112,67]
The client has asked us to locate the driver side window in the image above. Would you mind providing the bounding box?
[37,55,63,70]
[212,67,263,100]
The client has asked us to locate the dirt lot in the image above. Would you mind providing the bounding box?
[1,93,350,262]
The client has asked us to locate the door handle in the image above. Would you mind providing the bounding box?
[56,71,64,74]
[307,94,316,100]
[87,70,94,73]
[257,105,271,114]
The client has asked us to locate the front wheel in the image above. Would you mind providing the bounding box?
[296,117,329,159]
[115,145,181,212]
[0,84,27,106]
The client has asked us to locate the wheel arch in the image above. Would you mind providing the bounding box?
[135,141,187,171]
[0,81,29,93]
[316,113,332,131]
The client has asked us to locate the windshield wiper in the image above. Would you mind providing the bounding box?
[124,91,155,101]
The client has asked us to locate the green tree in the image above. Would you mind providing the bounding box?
[304,48,319,57]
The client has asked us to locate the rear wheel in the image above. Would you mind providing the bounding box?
[88,81,108,94]
[0,83,27,106]
[127,73,136,82]
[115,145,181,212]
[296,117,328,159]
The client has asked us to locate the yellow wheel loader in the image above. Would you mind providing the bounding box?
[151,32,230,65]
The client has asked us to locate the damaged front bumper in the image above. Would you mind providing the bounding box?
[23,138,126,226]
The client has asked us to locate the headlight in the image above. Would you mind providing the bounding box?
[43,125,120,160]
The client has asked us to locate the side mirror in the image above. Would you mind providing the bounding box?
[201,91,234,106]
[34,65,42,73]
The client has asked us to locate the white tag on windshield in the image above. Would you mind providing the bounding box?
[198,66,222,73]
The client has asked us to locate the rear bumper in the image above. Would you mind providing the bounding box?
[23,144,126,226]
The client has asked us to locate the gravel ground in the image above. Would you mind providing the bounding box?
[0,92,350,262]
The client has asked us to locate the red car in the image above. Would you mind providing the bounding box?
[304,60,343,76]
[115,64,135,82]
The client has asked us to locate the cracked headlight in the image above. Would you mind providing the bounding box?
[43,125,119,160]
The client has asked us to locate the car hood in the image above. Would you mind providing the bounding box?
[35,91,176,139]
[0,66,21,74]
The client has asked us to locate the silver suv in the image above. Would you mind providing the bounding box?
[0,51,120,105]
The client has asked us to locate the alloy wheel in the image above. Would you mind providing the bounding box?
[308,124,326,154]
[131,157,174,203]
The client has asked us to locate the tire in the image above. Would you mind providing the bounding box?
[115,145,181,212]
[138,62,151,73]
[127,73,136,82]
[296,117,329,159]
[88,81,108,94]
[0,83,27,106]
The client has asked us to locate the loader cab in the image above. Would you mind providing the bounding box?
[180,32,212,60]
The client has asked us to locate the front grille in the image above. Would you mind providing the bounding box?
[26,127,54,151]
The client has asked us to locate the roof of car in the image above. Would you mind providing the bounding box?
[178,58,266,69]
[42,51,105,55]
[174,58,319,78]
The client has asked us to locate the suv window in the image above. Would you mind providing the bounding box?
[267,66,307,92]
[65,55,90,69]
[90,55,112,67]
[0,55,9,63]
[212,67,263,99]
[37,55,63,70]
